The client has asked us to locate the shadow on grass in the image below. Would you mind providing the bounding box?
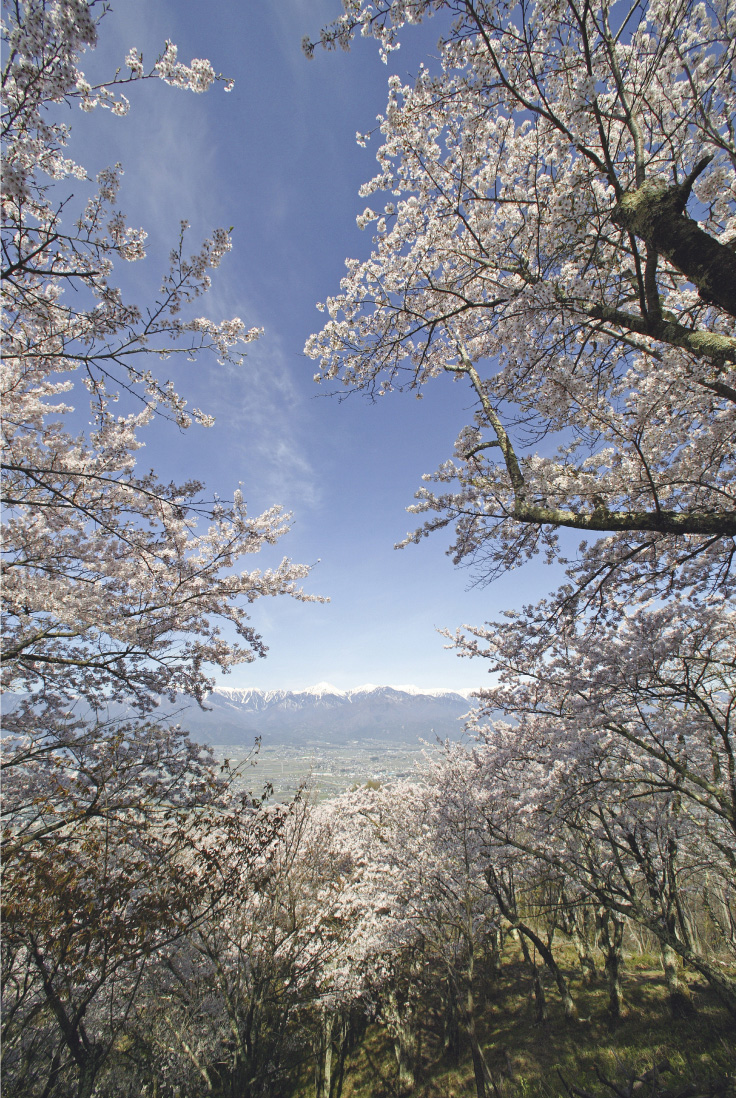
[304,947,735,1098]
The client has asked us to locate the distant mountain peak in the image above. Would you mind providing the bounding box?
[302,682,346,698]
[389,684,476,699]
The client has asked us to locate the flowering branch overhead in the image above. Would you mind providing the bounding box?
[1,1,324,712]
[306,0,736,602]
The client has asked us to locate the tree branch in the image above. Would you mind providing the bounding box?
[450,341,736,538]
[612,158,736,318]
[579,302,736,363]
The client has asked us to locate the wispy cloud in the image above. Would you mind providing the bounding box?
[203,321,321,511]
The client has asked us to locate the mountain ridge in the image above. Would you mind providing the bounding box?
[1,685,482,747]
[178,683,477,745]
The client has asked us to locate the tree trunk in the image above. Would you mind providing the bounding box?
[464,966,493,1098]
[560,898,598,986]
[385,987,417,1097]
[333,1011,358,1098]
[467,1013,488,1098]
[661,943,694,1018]
[513,922,577,1021]
[655,928,736,1017]
[570,919,597,986]
[488,875,577,1021]
[599,910,626,1022]
[75,1050,104,1098]
[518,932,548,1024]
[487,926,503,980]
[442,977,461,1064]
[612,164,736,319]
[315,1008,334,1098]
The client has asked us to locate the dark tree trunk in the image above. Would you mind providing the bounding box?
[487,926,503,980]
[612,163,736,319]
[598,910,626,1022]
[466,988,496,1098]
[518,932,548,1025]
[442,977,461,1064]
[315,1008,334,1098]
[385,987,418,1096]
[510,922,577,1020]
[75,1047,104,1098]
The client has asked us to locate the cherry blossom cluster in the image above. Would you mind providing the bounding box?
[154,40,216,93]
[1,0,322,714]
[305,0,736,609]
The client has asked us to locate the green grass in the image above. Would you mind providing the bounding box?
[294,946,736,1098]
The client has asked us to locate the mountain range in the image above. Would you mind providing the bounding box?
[163,682,476,745]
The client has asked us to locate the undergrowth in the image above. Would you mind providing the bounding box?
[291,946,735,1098]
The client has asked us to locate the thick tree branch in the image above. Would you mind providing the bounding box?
[508,501,735,536]
[450,341,736,538]
[612,159,736,318]
[579,302,736,363]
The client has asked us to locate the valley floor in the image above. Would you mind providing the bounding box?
[213,739,429,800]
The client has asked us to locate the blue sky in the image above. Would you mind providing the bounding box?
[65,0,563,692]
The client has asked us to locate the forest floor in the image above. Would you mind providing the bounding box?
[293,946,736,1098]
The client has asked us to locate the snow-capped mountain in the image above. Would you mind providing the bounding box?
[164,683,476,745]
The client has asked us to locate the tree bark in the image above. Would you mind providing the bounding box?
[569,918,597,986]
[75,1048,104,1098]
[466,985,489,1098]
[660,943,694,1018]
[487,926,503,980]
[442,977,461,1064]
[315,1007,334,1098]
[518,932,549,1025]
[598,910,626,1022]
[612,165,736,319]
[462,949,493,1098]
[500,913,577,1021]
[332,1014,348,1098]
[385,987,417,1097]
[560,897,597,986]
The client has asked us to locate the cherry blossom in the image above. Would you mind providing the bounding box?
[306,0,736,606]
[1,1,323,715]
[444,592,736,1014]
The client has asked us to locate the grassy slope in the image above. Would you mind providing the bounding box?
[295,947,736,1098]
